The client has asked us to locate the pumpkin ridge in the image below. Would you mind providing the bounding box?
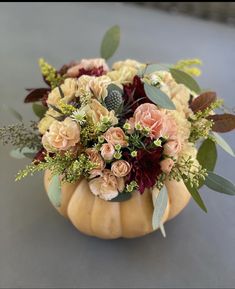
[90,196,98,237]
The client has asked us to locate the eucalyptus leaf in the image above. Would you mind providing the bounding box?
[184,181,207,212]
[208,113,235,133]
[144,83,176,110]
[100,25,120,60]
[23,152,37,159]
[152,186,168,230]
[197,139,217,171]
[145,63,172,74]
[10,147,37,159]
[170,68,201,94]
[1,104,23,121]
[10,149,26,159]
[205,171,235,196]
[32,103,47,118]
[190,91,217,113]
[159,223,166,238]
[109,192,132,202]
[212,132,235,157]
[48,175,62,207]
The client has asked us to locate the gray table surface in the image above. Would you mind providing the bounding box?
[0,3,235,288]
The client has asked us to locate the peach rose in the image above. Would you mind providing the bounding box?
[160,158,174,174]
[88,169,125,201]
[161,115,178,140]
[66,58,109,77]
[85,148,105,177]
[100,143,115,161]
[42,117,80,151]
[163,139,182,157]
[111,160,131,177]
[104,127,128,147]
[131,103,166,139]
[85,99,118,126]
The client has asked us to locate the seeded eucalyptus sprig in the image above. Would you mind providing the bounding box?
[0,121,42,151]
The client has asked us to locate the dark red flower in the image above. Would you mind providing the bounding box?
[33,148,47,165]
[125,147,163,194]
[123,75,153,116]
[76,66,106,78]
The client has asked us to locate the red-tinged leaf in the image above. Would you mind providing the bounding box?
[190,91,217,113]
[58,64,70,76]
[24,88,50,103]
[208,113,235,133]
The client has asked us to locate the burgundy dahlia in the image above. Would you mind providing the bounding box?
[125,147,163,194]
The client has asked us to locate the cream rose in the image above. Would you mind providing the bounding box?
[75,75,94,97]
[100,143,115,161]
[112,59,145,70]
[47,78,79,106]
[85,148,105,177]
[160,158,174,174]
[107,66,137,84]
[85,99,118,126]
[66,58,109,77]
[111,160,131,177]
[89,75,112,100]
[104,127,128,147]
[88,169,125,201]
[42,117,80,151]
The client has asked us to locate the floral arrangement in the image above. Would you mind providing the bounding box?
[1,26,235,233]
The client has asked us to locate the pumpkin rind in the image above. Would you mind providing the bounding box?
[44,170,191,239]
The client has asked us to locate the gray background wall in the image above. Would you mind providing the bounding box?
[0,3,235,288]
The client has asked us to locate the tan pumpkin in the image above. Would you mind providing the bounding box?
[44,170,191,239]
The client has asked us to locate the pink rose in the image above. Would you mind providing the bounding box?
[163,139,182,157]
[111,160,131,177]
[161,115,178,140]
[104,127,128,147]
[85,148,105,177]
[131,103,166,139]
[160,158,174,174]
[88,169,125,201]
[42,117,80,151]
[100,143,115,161]
[67,58,109,77]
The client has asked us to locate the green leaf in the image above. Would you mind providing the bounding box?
[205,171,235,196]
[144,83,176,110]
[48,175,62,207]
[212,132,235,157]
[197,139,217,171]
[1,104,23,121]
[152,186,168,230]
[184,181,207,212]
[10,147,37,159]
[32,103,47,118]
[100,25,120,60]
[170,68,201,94]
[109,192,132,202]
[159,223,166,238]
[145,63,172,74]
[10,149,26,159]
